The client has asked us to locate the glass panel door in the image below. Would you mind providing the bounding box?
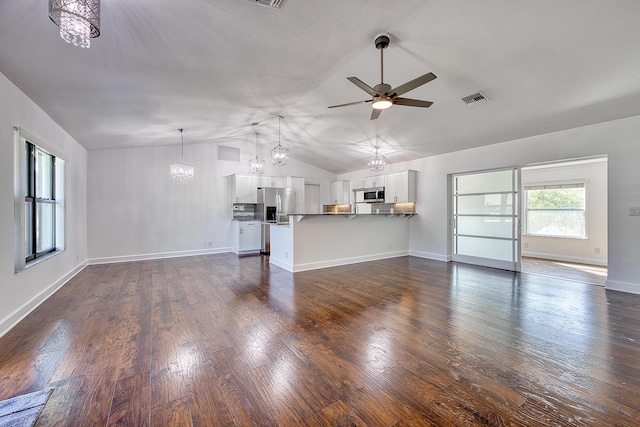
[452,168,520,271]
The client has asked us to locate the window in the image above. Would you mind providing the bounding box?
[25,142,57,261]
[14,127,65,271]
[524,183,586,238]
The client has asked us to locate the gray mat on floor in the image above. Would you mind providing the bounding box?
[0,388,53,427]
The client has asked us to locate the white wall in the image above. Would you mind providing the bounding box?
[339,115,640,294]
[87,141,336,262]
[521,159,608,266]
[0,72,88,337]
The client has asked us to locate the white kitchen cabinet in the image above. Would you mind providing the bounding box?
[227,174,259,203]
[258,176,285,188]
[364,175,385,189]
[232,220,261,254]
[286,176,305,213]
[329,180,351,204]
[385,170,417,203]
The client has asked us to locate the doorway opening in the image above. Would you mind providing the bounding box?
[520,157,608,285]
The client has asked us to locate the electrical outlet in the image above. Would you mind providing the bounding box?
[630,207,640,216]
[208,241,213,247]
[595,248,600,254]
[524,243,529,249]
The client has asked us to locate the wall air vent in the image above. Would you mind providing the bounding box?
[218,146,240,162]
[246,0,284,9]
[462,92,489,107]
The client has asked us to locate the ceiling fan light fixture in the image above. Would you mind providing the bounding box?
[372,98,393,110]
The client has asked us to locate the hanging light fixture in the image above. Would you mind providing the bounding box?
[49,0,101,49]
[271,115,289,166]
[170,129,195,183]
[249,132,266,174]
[368,146,387,171]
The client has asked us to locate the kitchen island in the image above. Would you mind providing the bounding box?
[269,213,413,272]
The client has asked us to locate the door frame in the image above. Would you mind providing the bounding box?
[449,166,521,272]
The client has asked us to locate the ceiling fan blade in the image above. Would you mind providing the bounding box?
[370,108,382,120]
[347,77,380,96]
[328,99,372,109]
[390,72,437,97]
[394,98,433,108]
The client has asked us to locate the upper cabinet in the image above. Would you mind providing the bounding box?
[385,170,417,203]
[329,180,351,204]
[286,176,305,214]
[227,174,291,204]
[364,175,385,189]
[259,176,285,188]
[227,174,259,203]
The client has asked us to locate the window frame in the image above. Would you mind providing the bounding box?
[523,181,587,239]
[25,142,57,262]
[13,127,66,272]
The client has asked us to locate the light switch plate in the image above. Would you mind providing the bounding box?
[630,207,640,216]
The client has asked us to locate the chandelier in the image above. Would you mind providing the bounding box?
[249,132,266,174]
[49,0,101,49]
[271,115,288,166]
[368,147,387,171]
[170,129,195,183]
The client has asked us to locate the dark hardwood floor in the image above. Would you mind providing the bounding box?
[1,254,639,426]
[521,257,608,287]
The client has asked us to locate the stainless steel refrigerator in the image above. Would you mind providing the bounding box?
[256,187,296,255]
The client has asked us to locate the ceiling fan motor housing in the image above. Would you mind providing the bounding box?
[375,33,390,50]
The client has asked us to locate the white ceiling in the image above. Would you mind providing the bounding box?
[1,0,640,174]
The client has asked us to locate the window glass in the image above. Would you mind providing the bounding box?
[24,141,57,262]
[36,148,54,199]
[525,185,586,238]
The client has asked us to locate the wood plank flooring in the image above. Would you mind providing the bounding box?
[521,257,607,287]
[1,254,639,426]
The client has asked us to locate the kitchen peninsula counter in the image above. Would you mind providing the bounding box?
[269,213,413,272]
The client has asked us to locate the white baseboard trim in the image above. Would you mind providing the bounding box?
[269,256,294,272]
[88,247,233,265]
[522,251,607,267]
[0,261,88,338]
[605,279,640,295]
[279,250,410,273]
[409,250,450,262]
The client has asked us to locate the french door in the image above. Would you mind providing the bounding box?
[451,167,520,271]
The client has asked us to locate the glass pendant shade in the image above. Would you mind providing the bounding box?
[368,148,387,171]
[249,132,265,174]
[170,163,195,183]
[271,115,288,166]
[49,0,101,49]
[271,144,288,166]
[372,97,393,110]
[170,129,195,183]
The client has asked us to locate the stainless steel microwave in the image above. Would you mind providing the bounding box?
[363,188,385,203]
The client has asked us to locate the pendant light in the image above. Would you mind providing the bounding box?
[271,115,288,166]
[49,0,101,49]
[249,132,266,174]
[368,139,387,171]
[170,129,195,183]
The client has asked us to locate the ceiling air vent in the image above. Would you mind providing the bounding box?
[246,0,284,9]
[462,91,489,107]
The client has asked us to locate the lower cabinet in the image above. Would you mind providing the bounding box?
[233,221,261,254]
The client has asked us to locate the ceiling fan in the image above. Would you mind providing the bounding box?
[328,33,436,120]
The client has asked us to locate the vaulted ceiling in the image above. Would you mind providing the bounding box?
[1,1,639,173]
